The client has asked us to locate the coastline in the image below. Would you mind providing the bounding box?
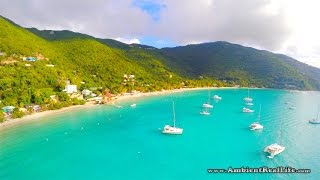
[0,86,233,130]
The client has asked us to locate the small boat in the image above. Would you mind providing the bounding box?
[309,105,320,124]
[243,89,253,102]
[202,91,213,108]
[243,107,254,113]
[162,101,183,135]
[200,108,210,115]
[245,102,254,106]
[213,95,222,100]
[264,143,285,159]
[202,103,213,108]
[264,112,285,158]
[288,106,296,110]
[130,103,137,107]
[249,104,263,130]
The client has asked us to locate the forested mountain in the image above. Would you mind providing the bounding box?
[1,16,205,109]
[1,16,320,110]
[158,42,320,90]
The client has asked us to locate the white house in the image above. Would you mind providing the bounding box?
[64,85,77,94]
[82,89,92,96]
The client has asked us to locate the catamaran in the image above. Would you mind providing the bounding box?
[162,101,183,135]
[243,89,253,102]
[203,91,213,108]
[213,95,222,100]
[250,104,263,130]
[264,112,285,158]
[309,105,320,124]
[243,107,254,113]
[200,107,210,115]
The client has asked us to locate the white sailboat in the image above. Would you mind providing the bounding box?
[243,89,253,102]
[200,107,210,115]
[309,104,320,124]
[250,104,263,130]
[243,107,254,113]
[203,91,213,108]
[130,103,137,107]
[264,112,285,158]
[245,102,254,106]
[213,95,222,100]
[162,101,183,135]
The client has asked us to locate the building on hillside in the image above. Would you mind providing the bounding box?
[45,64,55,67]
[2,106,15,113]
[63,85,77,94]
[0,52,5,56]
[26,57,37,61]
[25,64,31,67]
[82,89,92,96]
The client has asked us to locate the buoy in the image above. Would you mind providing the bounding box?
[98,123,100,125]
[46,138,49,141]
[65,132,68,135]
[81,127,84,130]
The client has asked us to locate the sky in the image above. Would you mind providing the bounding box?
[0,0,320,68]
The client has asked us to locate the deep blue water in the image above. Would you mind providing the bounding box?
[0,89,319,180]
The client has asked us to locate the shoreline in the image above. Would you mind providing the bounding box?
[0,86,235,130]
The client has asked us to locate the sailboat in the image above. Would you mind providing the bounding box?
[213,95,222,100]
[264,111,285,158]
[162,101,183,135]
[309,105,320,124]
[203,91,213,108]
[242,107,254,113]
[200,107,210,115]
[249,104,263,130]
[243,89,253,102]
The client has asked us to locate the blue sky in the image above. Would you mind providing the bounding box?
[131,0,177,48]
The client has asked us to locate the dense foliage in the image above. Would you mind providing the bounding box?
[1,15,320,116]
[0,17,224,110]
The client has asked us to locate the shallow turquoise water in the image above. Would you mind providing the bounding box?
[0,89,319,180]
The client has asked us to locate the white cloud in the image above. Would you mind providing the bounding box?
[115,37,141,44]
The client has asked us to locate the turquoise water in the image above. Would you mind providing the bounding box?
[0,89,319,180]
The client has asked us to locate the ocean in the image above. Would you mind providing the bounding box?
[0,89,319,180]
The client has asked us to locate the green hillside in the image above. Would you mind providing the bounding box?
[1,15,320,112]
[158,42,319,89]
[0,17,199,109]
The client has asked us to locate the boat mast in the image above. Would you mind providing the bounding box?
[247,89,250,98]
[172,101,176,127]
[258,104,261,122]
[317,104,320,120]
[278,110,283,145]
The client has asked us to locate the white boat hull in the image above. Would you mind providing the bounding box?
[162,125,183,135]
[200,111,210,115]
[243,108,254,113]
[249,123,263,130]
[309,119,320,124]
[202,104,213,108]
[243,97,253,102]
[264,143,285,158]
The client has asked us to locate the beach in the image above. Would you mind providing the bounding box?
[0,87,234,129]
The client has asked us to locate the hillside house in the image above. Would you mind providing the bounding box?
[82,89,92,96]
[2,106,15,113]
[63,85,77,94]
